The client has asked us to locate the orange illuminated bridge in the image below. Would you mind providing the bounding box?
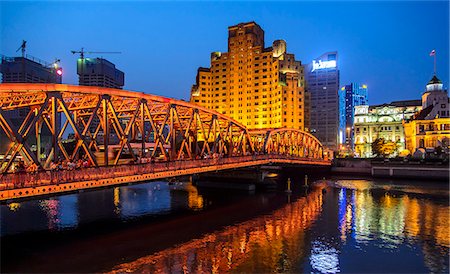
[0,84,330,200]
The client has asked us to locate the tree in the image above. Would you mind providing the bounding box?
[382,141,398,156]
[371,138,385,157]
[372,138,399,157]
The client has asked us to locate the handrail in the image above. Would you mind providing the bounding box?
[0,155,329,191]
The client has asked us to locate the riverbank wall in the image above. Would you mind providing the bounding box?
[332,158,449,181]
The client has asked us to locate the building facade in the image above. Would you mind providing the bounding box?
[0,54,62,158]
[190,22,306,130]
[353,100,422,157]
[77,58,124,89]
[338,83,368,147]
[0,55,62,83]
[404,75,450,154]
[306,52,340,150]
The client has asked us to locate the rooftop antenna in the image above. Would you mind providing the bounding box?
[16,40,27,57]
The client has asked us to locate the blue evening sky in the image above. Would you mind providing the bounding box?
[1,1,448,105]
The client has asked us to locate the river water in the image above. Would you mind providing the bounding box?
[1,177,449,273]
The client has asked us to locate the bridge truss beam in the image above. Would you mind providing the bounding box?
[0,84,327,174]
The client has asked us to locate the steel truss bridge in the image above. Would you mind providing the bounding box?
[0,84,330,200]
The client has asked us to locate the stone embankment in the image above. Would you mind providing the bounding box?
[332,158,449,181]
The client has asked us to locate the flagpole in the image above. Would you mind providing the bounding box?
[434,52,436,75]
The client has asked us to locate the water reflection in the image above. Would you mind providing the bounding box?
[1,179,448,273]
[108,180,449,273]
[311,180,449,273]
[119,183,171,218]
[0,181,204,236]
[109,186,325,273]
[336,181,450,251]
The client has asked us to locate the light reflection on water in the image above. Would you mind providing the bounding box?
[106,179,449,273]
[308,179,449,273]
[109,186,325,273]
[0,181,203,236]
[1,179,449,273]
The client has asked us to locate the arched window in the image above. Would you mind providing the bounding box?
[419,139,425,148]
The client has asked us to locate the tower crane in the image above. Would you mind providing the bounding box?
[16,40,27,57]
[70,48,121,59]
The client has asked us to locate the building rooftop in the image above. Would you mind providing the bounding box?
[427,75,442,85]
[411,104,434,120]
[198,67,210,72]
[370,99,422,109]
[228,21,259,30]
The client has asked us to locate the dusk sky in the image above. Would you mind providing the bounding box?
[1,1,448,105]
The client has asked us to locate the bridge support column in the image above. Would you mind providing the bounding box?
[195,166,280,190]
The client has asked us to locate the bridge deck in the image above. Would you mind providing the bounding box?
[0,155,330,201]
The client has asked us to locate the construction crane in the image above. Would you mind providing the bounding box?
[16,40,27,57]
[70,48,121,59]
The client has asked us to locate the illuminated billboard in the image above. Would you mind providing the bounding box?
[311,60,336,72]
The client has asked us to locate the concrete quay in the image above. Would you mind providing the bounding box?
[332,158,449,181]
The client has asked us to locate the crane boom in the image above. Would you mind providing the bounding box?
[71,48,121,59]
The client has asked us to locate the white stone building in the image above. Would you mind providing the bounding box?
[353,100,421,157]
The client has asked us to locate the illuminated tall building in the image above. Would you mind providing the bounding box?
[338,83,368,147]
[77,58,124,89]
[306,52,340,150]
[190,22,306,130]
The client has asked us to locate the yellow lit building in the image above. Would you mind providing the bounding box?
[190,22,305,130]
[403,118,450,153]
[403,75,450,154]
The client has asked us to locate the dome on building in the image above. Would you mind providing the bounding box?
[425,74,444,92]
[427,75,442,85]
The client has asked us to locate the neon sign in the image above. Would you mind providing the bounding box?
[311,60,336,72]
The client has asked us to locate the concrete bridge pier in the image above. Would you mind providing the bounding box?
[194,166,282,191]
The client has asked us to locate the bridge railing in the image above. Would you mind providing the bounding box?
[0,154,327,191]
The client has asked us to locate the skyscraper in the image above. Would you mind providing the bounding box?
[190,22,306,130]
[339,83,368,146]
[306,52,340,150]
[77,58,124,89]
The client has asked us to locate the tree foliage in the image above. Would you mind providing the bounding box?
[372,138,399,157]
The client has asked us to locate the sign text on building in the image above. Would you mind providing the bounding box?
[311,60,336,72]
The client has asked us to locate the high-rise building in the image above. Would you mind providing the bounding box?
[338,83,368,147]
[306,52,340,150]
[0,55,62,83]
[304,91,311,131]
[190,22,306,130]
[0,54,62,158]
[77,58,124,89]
